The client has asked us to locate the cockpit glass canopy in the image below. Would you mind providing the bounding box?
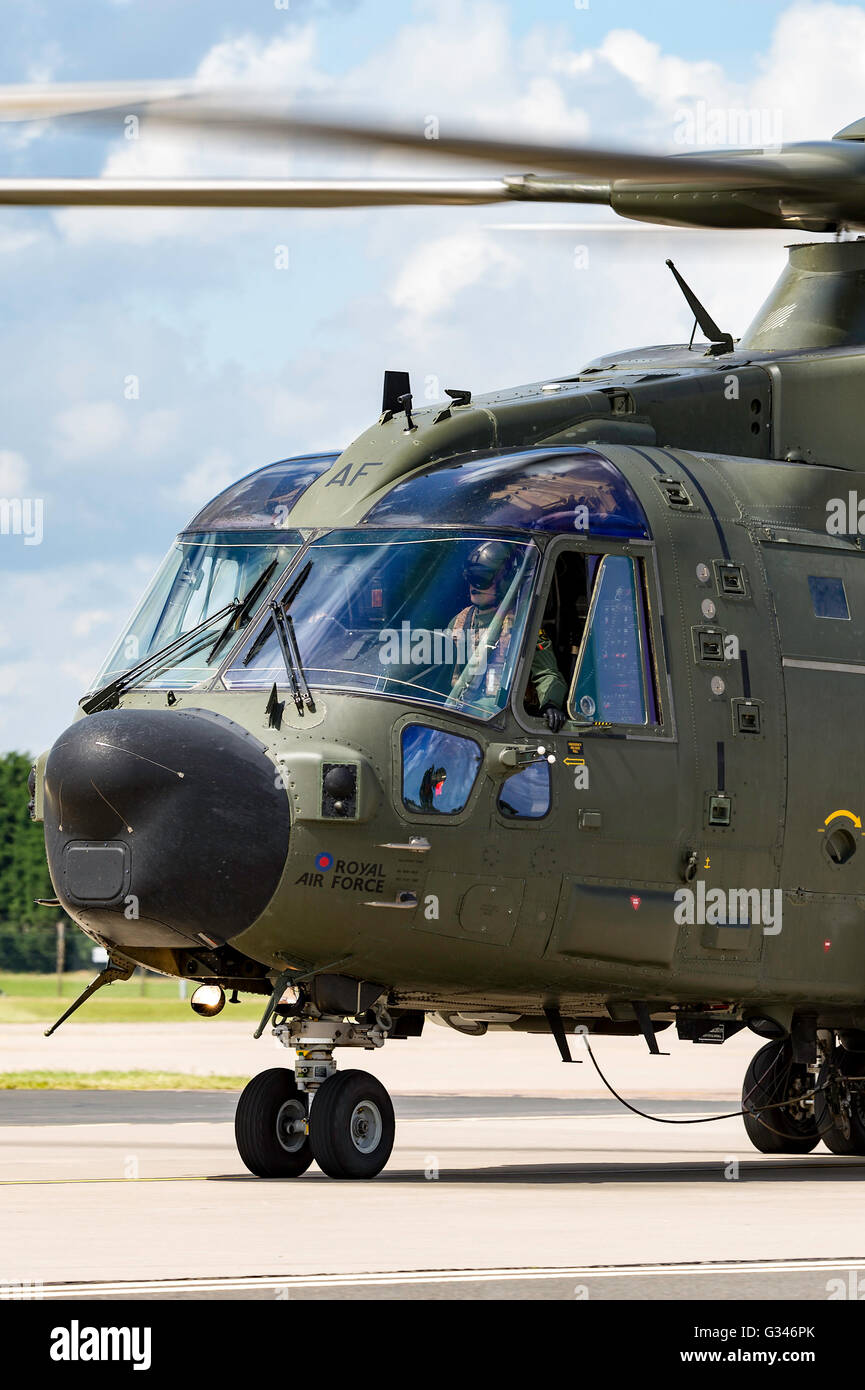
[361,447,649,538]
[91,530,301,692]
[224,528,540,720]
[188,453,338,531]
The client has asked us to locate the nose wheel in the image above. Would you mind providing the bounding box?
[235,1067,313,1177]
[309,1070,395,1179]
[236,1066,395,1179]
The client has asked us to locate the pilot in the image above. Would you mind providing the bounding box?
[449,541,569,731]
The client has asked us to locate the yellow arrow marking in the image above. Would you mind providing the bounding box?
[824,809,862,829]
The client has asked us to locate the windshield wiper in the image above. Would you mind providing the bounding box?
[282,599,316,713]
[269,599,305,716]
[267,564,316,715]
[243,560,312,669]
[206,559,278,664]
[80,600,241,715]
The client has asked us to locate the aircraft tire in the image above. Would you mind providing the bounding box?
[309,1069,395,1179]
[815,1050,865,1155]
[235,1067,313,1178]
[742,1039,820,1154]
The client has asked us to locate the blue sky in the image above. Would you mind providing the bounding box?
[2,0,865,752]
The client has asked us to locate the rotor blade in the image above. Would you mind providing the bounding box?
[0,81,197,120]
[0,83,793,188]
[3,84,862,228]
[0,177,524,208]
[92,99,794,188]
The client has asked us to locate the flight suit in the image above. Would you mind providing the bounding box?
[529,628,569,710]
[450,607,568,714]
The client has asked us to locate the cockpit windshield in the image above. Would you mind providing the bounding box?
[224,529,540,720]
[91,530,301,691]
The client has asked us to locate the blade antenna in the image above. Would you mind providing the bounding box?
[665,259,734,355]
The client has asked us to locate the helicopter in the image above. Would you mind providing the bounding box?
[9,84,865,1178]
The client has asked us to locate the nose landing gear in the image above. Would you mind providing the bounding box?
[308,1070,395,1179]
[234,1004,396,1180]
[234,1068,313,1178]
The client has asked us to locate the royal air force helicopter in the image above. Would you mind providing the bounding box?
[10,85,865,1177]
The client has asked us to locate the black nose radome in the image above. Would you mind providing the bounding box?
[43,708,290,950]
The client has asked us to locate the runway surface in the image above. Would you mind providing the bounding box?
[3,1084,865,1300]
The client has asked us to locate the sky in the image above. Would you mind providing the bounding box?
[2,0,865,753]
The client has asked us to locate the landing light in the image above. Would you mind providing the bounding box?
[191,984,226,1017]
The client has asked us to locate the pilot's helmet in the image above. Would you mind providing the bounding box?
[464,540,516,602]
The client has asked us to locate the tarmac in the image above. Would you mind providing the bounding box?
[1,1024,864,1300]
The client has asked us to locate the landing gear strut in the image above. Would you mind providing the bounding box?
[814,1044,865,1154]
[235,1002,396,1180]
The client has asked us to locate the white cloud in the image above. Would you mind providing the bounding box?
[173,449,237,510]
[0,450,29,494]
[195,27,320,90]
[597,30,737,122]
[54,401,129,461]
[0,227,43,255]
[71,609,114,638]
[0,560,159,753]
[390,227,521,320]
[750,1,865,141]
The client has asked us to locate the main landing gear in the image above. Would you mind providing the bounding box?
[742,1033,865,1155]
[235,1006,396,1180]
[814,1042,865,1154]
[742,1039,820,1154]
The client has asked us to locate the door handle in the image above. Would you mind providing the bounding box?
[363,892,418,910]
[485,743,557,777]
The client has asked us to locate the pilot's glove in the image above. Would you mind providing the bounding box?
[541,702,567,733]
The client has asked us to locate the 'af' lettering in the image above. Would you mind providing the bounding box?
[326,462,385,488]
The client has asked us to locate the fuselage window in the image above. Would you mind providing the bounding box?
[808,575,850,620]
[401,725,482,815]
[569,554,655,727]
[497,760,551,819]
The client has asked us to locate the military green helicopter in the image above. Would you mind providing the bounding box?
[11,85,865,1177]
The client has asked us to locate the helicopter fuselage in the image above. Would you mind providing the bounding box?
[32,306,865,1047]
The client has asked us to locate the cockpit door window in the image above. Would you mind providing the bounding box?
[569,554,655,726]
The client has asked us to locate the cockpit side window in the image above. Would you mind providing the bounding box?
[520,549,660,729]
[569,554,658,727]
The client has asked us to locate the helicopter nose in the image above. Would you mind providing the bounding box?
[43,708,290,951]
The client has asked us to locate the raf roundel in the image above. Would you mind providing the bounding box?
[315,852,334,872]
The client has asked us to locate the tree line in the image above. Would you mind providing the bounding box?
[0,752,88,971]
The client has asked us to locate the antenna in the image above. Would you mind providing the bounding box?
[381,370,411,415]
[665,259,734,355]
